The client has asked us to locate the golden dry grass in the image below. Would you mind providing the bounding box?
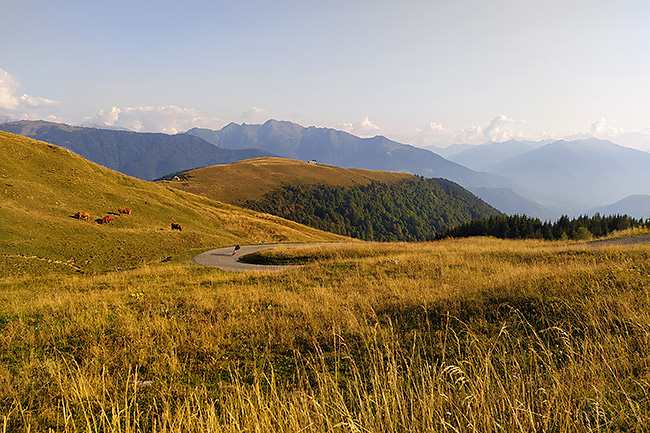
[0,132,344,277]
[157,157,414,204]
[2,236,650,431]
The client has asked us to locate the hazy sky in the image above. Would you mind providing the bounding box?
[2,0,650,149]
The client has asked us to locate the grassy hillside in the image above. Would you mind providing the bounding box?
[0,132,344,276]
[2,237,650,430]
[159,158,501,241]
[157,157,414,204]
[0,120,272,181]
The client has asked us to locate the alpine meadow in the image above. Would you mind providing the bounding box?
[5,3,650,431]
[2,131,650,432]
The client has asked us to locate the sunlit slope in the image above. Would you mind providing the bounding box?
[0,132,344,275]
[157,157,414,204]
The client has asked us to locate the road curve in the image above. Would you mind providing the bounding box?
[192,243,322,272]
[195,234,650,272]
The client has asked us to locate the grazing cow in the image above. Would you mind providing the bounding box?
[101,215,114,224]
[118,208,132,215]
[75,211,90,221]
[171,223,182,231]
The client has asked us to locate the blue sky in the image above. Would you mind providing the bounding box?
[2,0,650,149]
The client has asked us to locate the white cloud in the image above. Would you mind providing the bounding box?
[560,117,650,151]
[390,122,457,148]
[588,117,624,139]
[0,67,59,116]
[400,115,553,148]
[338,116,381,137]
[84,105,221,134]
[567,117,629,143]
[455,125,485,145]
[359,116,379,131]
[339,122,354,132]
[19,93,58,107]
[92,106,121,126]
[240,106,268,122]
[429,122,445,132]
[0,68,20,110]
[483,114,526,142]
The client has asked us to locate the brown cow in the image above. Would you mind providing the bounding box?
[101,215,114,224]
[74,211,90,221]
[118,208,132,215]
[171,223,182,231]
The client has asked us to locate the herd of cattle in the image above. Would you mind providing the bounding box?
[74,208,182,231]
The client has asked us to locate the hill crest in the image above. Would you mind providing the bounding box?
[160,157,501,241]
[157,157,414,204]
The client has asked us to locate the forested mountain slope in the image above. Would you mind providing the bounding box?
[244,178,502,241]
[160,158,501,241]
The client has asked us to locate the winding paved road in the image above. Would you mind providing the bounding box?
[192,243,319,272]
[193,234,650,272]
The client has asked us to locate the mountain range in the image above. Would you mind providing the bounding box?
[0,120,271,181]
[2,119,650,220]
[441,137,650,217]
[0,119,532,216]
[187,123,650,219]
[587,195,650,220]
[186,120,511,189]
[185,120,543,215]
[445,140,542,171]
[488,139,650,213]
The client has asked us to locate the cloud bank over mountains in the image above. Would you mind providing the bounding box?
[338,117,381,137]
[82,105,221,134]
[2,65,650,151]
[240,106,268,123]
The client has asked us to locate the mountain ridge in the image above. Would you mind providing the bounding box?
[483,138,650,211]
[186,119,513,189]
[586,194,650,220]
[446,139,542,171]
[0,120,273,181]
[186,119,541,215]
[157,157,415,204]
